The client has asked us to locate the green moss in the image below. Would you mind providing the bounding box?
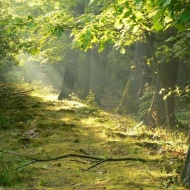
[0,83,188,190]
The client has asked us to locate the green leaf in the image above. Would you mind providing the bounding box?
[4,27,11,35]
[27,15,33,20]
[163,0,171,7]
[134,0,142,5]
[135,12,143,21]
[85,30,91,40]
[159,88,165,94]
[153,22,164,31]
[114,20,123,30]
[175,23,186,32]
[52,26,64,37]
[181,10,190,22]
[15,17,23,24]
[120,47,126,54]
[124,9,132,17]
[31,47,40,55]
[28,22,36,28]
[89,0,94,5]
[98,42,105,52]
[152,10,164,30]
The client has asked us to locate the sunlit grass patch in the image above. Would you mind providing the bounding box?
[0,82,188,190]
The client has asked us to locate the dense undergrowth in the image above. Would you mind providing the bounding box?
[0,82,189,190]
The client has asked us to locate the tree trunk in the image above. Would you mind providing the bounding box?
[146,76,165,126]
[116,42,151,114]
[147,58,179,127]
[80,49,91,98]
[58,51,78,100]
[161,58,179,127]
[145,29,180,128]
[88,46,108,104]
[58,1,85,100]
[181,145,190,187]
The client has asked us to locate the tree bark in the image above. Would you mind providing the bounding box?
[146,76,165,126]
[116,42,151,114]
[161,58,179,128]
[89,47,108,104]
[181,145,190,187]
[58,51,78,100]
[80,49,91,98]
[58,1,85,100]
[145,30,180,128]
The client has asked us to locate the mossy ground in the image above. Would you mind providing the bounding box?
[0,83,188,190]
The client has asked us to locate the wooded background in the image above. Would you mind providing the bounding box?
[0,0,190,185]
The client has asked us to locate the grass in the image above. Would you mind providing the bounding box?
[0,82,189,189]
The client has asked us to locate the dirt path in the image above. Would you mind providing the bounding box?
[0,84,187,190]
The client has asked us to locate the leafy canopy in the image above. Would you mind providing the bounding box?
[1,0,190,57]
[72,0,190,52]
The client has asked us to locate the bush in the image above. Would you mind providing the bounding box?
[138,87,154,119]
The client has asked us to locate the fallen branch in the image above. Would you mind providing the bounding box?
[5,151,146,171]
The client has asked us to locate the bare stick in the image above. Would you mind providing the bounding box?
[4,151,147,170]
[87,160,106,170]
[15,160,37,170]
[86,157,146,170]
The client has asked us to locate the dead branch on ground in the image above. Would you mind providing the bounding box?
[4,151,146,171]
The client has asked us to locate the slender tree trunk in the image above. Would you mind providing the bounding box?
[100,46,109,93]
[181,145,190,187]
[80,49,91,98]
[58,50,78,100]
[145,30,180,128]
[146,76,165,126]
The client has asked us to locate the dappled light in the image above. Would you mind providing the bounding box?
[1,0,190,189]
[0,83,188,189]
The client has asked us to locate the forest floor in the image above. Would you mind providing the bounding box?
[0,83,188,190]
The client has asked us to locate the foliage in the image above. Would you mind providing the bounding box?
[138,86,154,119]
[159,85,190,102]
[71,0,190,51]
[176,109,190,126]
[85,90,97,107]
[1,0,190,58]
[170,31,190,58]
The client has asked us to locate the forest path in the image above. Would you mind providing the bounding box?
[0,83,187,190]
